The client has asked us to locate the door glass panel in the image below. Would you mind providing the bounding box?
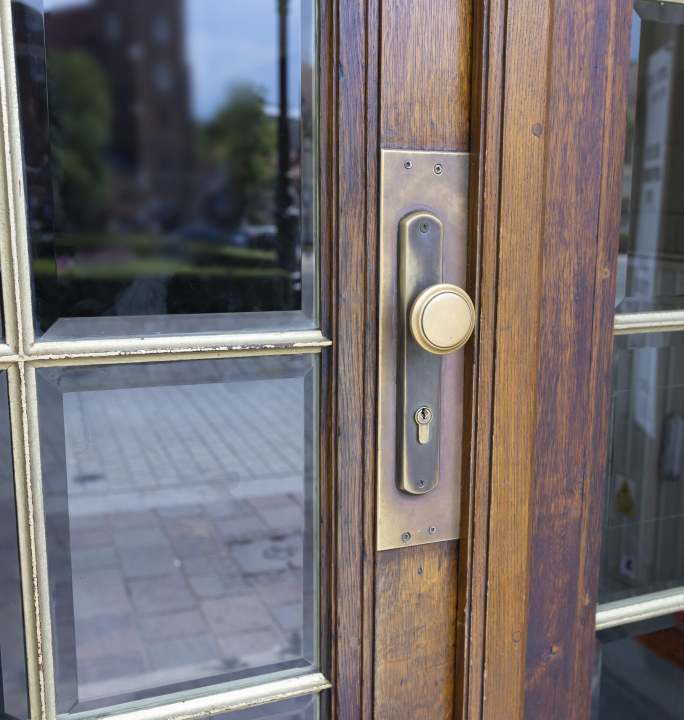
[12,0,316,341]
[37,356,317,714]
[0,371,30,719]
[212,694,316,719]
[599,331,684,604]
[592,614,684,719]
[615,2,684,314]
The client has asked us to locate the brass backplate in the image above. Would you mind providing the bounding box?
[377,150,469,550]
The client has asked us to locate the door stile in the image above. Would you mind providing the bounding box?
[456,0,506,714]
[373,0,472,717]
[318,0,378,717]
[523,1,632,717]
[567,2,631,714]
[462,0,634,718]
[361,0,380,717]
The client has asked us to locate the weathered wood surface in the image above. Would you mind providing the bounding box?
[373,0,472,717]
[459,0,632,718]
[375,542,459,719]
[380,0,472,151]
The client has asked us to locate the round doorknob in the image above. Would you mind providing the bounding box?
[409,284,475,355]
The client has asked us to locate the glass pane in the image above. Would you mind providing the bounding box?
[0,372,30,719]
[592,614,684,719]
[37,356,317,714]
[615,1,684,314]
[599,331,684,604]
[12,0,316,341]
[212,694,316,720]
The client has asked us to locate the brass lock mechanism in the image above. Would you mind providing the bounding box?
[397,210,475,495]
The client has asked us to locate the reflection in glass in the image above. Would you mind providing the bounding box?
[592,614,684,719]
[12,0,315,340]
[212,694,316,720]
[0,372,30,719]
[599,332,684,604]
[38,356,317,714]
[616,2,684,313]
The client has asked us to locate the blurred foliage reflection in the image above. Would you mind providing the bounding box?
[12,0,313,337]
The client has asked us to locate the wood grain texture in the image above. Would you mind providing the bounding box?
[523,1,632,718]
[317,0,337,714]
[456,0,505,714]
[331,0,368,710]
[380,0,472,151]
[362,0,380,715]
[317,0,378,716]
[374,541,459,718]
[482,0,552,717]
[374,0,472,717]
[456,0,632,717]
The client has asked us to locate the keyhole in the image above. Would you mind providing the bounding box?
[420,408,429,421]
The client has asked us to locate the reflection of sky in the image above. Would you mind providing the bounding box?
[34,0,303,121]
[631,10,641,62]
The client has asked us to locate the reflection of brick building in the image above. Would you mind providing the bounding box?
[46,0,194,230]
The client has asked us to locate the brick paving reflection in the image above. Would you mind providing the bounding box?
[59,375,310,705]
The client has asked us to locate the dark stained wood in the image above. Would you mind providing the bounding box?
[373,0,473,717]
[322,0,629,715]
[317,0,337,712]
[374,541,459,718]
[380,0,472,151]
[456,0,632,718]
[318,0,379,716]
[456,0,505,714]
[362,0,381,716]
[524,2,632,718]
[482,0,553,715]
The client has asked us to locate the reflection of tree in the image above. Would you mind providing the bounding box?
[198,85,276,227]
[47,50,112,231]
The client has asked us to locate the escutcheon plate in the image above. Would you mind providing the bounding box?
[377,149,470,550]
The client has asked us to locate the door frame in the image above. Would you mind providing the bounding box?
[0,0,633,715]
[321,0,632,717]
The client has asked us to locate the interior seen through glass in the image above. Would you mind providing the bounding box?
[592,613,684,720]
[600,331,684,604]
[616,2,684,313]
[12,0,315,340]
[38,356,316,714]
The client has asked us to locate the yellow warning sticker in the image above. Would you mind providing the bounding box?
[615,480,635,519]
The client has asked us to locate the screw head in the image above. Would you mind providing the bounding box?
[404,159,413,169]
[434,163,443,175]
[429,525,437,534]
[401,531,411,543]
[417,478,427,488]
[419,221,429,233]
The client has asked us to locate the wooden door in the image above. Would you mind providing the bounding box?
[323,0,631,718]
[0,0,634,718]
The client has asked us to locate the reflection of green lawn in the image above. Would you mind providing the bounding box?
[51,233,279,262]
[33,257,290,279]
[33,232,286,279]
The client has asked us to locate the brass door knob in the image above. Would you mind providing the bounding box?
[409,284,475,354]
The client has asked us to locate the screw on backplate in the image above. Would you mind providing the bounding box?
[429,526,437,534]
[419,221,429,233]
[417,478,427,488]
[404,159,413,169]
[402,532,411,543]
[434,163,443,175]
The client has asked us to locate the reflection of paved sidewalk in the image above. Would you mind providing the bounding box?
[51,375,310,707]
